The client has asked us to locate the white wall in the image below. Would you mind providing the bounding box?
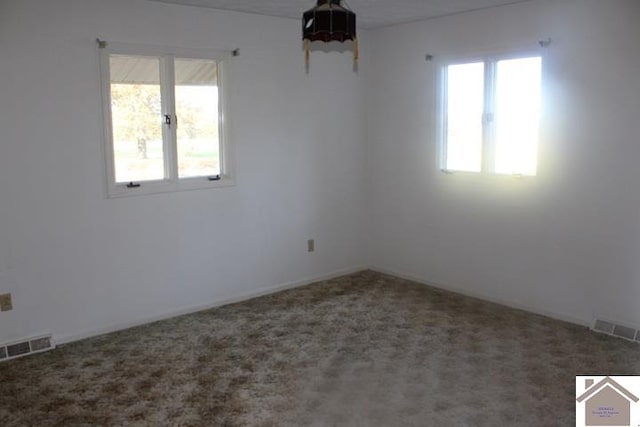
[0,0,368,344]
[3,0,640,346]
[367,0,640,326]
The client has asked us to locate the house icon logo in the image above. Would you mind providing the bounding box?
[576,376,640,426]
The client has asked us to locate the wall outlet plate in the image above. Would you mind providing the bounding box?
[0,293,13,312]
[307,239,315,252]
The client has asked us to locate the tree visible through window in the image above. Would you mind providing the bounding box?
[110,56,164,182]
[100,45,230,197]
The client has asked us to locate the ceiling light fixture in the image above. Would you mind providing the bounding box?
[302,0,358,67]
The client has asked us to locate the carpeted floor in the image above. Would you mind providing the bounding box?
[1,271,639,426]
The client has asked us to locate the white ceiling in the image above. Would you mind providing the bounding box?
[146,0,534,29]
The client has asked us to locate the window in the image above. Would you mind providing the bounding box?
[440,53,542,176]
[99,43,233,197]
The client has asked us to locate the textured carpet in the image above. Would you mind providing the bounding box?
[1,271,639,426]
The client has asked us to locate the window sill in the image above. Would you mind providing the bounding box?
[440,169,536,179]
[107,175,235,198]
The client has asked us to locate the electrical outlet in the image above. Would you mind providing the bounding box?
[307,239,315,253]
[0,293,12,312]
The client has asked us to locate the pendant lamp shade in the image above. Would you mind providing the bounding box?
[302,0,358,65]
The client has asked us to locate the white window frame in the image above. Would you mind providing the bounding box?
[437,49,543,177]
[99,42,235,197]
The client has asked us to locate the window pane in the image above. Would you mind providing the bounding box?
[175,59,221,178]
[494,57,541,176]
[445,62,484,172]
[110,55,164,183]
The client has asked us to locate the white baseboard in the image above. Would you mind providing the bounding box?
[370,265,592,328]
[49,264,598,347]
[55,265,368,345]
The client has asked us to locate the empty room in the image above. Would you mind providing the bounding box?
[1,0,640,425]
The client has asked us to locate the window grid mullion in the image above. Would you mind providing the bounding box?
[440,66,449,171]
[160,55,178,182]
[216,62,226,178]
[482,60,497,174]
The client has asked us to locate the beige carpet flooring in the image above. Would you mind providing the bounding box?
[1,271,639,426]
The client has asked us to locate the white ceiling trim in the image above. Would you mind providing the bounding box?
[145,0,536,30]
